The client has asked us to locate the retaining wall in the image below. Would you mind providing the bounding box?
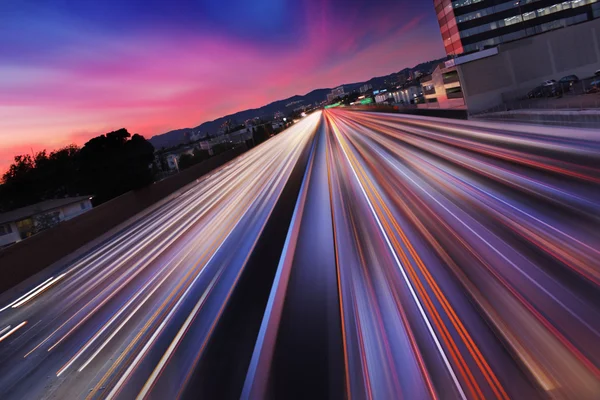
[0,145,247,294]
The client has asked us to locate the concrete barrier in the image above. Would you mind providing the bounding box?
[472,110,600,129]
[394,107,468,120]
[349,105,468,120]
[0,145,248,295]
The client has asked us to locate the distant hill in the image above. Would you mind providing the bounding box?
[149,57,446,149]
[149,128,195,150]
[150,88,331,150]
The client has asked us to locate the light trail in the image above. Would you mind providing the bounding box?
[0,322,27,343]
[0,277,58,312]
[0,109,599,399]
[329,117,468,400]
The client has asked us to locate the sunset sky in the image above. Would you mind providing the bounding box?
[0,0,444,173]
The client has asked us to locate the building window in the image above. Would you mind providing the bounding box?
[16,218,34,238]
[0,224,11,236]
[452,0,484,9]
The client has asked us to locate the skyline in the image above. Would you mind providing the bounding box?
[0,0,444,173]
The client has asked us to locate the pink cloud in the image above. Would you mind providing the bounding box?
[0,10,444,175]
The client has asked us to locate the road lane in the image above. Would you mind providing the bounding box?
[323,110,600,399]
[0,113,320,400]
[1,109,599,399]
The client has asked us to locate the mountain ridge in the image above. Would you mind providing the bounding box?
[149,57,446,149]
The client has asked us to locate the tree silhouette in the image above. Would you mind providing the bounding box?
[0,128,156,211]
[79,128,155,204]
[178,153,194,170]
[252,125,270,145]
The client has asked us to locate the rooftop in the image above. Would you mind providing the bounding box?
[0,196,93,225]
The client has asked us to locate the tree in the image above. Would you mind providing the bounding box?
[252,125,269,145]
[79,128,155,204]
[0,154,37,211]
[33,212,60,234]
[175,148,210,171]
[178,153,195,170]
[0,128,156,212]
[47,145,82,198]
[193,147,209,162]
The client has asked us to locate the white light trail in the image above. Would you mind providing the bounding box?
[0,321,28,343]
[332,123,468,400]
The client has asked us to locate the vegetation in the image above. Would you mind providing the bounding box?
[0,128,155,212]
[252,125,271,145]
[178,148,210,170]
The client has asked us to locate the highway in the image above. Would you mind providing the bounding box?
[0,110,599,399]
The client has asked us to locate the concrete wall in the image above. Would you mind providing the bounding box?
[60,200,92,220]
[0,145,247,294]
[418,98,466,110]
[397,107,468,120]
[353,104,468,120]
[458,18,600,113]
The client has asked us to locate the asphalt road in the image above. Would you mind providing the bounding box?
[1,110,599,399]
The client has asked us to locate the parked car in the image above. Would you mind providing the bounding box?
[586,79,600,94]
[558,75,579,91]
[527,86,545,98]
[595,69,600,76]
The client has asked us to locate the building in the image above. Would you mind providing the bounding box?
[375,91,394,104]
[189,130,206,142]
[420,63,465,108]
[360,84,373,93]
[0,196,93,248]
[218,119,235,135]
[435,0,600,56]
[197,136,227,155]
[164,147,195,171]
[455,16,600,113]
[331,86,345,98]
[327,86,346,102]
[395,84,423,104]
[396,74,408,86]
[225,127,253,145]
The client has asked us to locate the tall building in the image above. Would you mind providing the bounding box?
[435,0,600,56]
[359,84,373,93]
[327,86,346,102]
[331,86,345,98]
